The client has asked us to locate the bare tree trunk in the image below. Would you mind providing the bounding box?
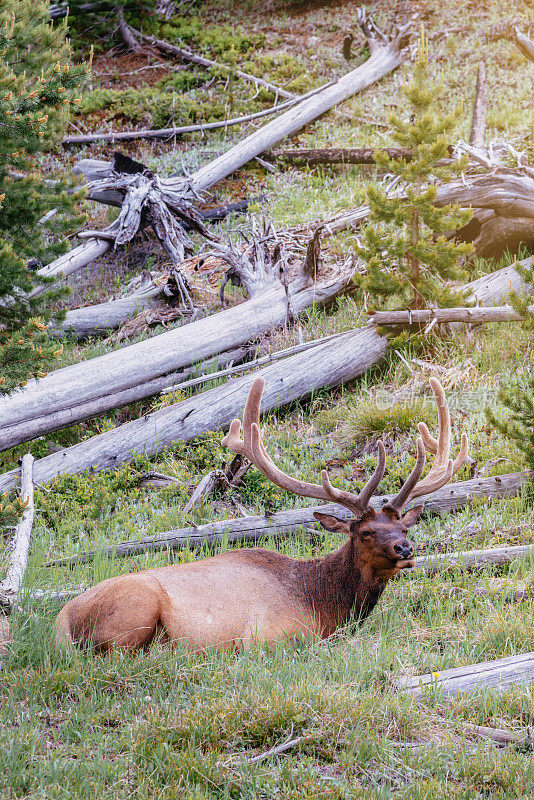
[265,147,446,165]
[115,7,139,50]
[513,27,534,62]
[133,28,298,100]
[370,302,533,327]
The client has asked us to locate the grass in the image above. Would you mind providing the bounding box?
[2,0,534,796]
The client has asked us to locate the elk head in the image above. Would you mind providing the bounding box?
[222,377,468,578]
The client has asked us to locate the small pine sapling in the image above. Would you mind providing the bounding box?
[355,28,473,311]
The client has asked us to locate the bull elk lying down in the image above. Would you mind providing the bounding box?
[55,378,467,652]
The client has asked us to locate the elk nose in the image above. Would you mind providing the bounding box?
[394,542,414,559]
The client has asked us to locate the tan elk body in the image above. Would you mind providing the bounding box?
[55,378,467,652]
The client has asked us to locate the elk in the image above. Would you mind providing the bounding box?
[54,377,467,653]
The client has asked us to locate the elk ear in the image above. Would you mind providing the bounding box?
[313,512,350,534]
[401,505,424,528]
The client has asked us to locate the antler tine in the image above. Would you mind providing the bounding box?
[385,437,426,512]
[222,378,265,460]
[356,439,386,508]
[386,378,469,510]
[223,379,387,515]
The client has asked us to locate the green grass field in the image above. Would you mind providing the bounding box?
[1,0,534,797]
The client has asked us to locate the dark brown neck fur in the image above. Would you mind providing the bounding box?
[287,539,389,636]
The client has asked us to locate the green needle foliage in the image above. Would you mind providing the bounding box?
[486,259,534,472]
[355,28,473,311]
[0,0,87,529]
[0,0,88,374]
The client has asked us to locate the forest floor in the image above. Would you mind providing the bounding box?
[1,1,534,798]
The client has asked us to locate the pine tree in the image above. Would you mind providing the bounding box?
[0,0,88,378]
[355,28,473,311]
[0,1,88,528]
[486,258,534,472]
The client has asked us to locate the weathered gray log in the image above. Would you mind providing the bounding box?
[469,62,487,148]
[399,652,534,698]
[0,259,354,452]
[463,257,532,306]
[0,324,388,493]
[0,455,35,606]
[435,171,534,221]
[411,542,534,576]
[46,471,531,566]
[116,6,139,51]
[28,238,111,299]
[370,304,534,327]
[0,254,524,456]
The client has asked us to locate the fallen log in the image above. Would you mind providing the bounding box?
[46,471,531,566]
[370,303,534,328]
[1,252,524,455]
[399,652,534,698]
[0,455,35,607]
[0,324,388,493]
[265,146,452,166]
[512,27,534,63]
[184,11,411,197]
[411,542,534,577]
[0,249,355,452]
[436,171,534,258]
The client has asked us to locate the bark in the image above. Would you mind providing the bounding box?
[370,303,534,327]
[469,62,487,147]
[46,471,531,567]
[399,652,534,698]
[0,455,35,606]
[0,324,388,493]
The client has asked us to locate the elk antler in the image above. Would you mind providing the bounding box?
[222,378,386,518]
[385,378,469,513]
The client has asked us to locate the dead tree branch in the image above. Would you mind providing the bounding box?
[0,455,35,607]
[469,62,487,147]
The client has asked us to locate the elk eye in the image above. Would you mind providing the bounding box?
[361,531,372,539]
